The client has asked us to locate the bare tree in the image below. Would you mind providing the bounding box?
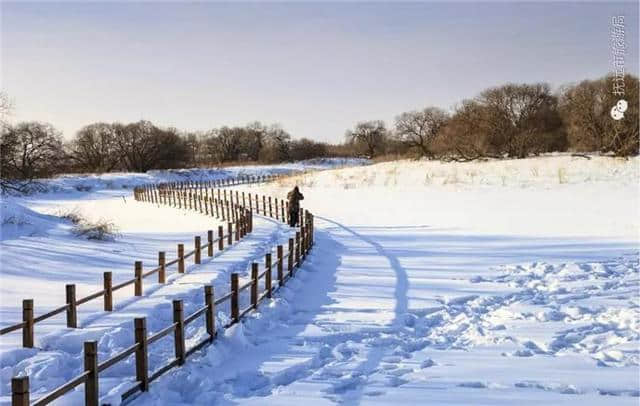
[289,138,328,161]
[261,125,291,163]
[435,100,493,161]
[1,122,64,192]
[560,74,638,156]
[244,121,268,161]
[395,107,449,157]
[69,123,120,172]
[345,120,387,157]
[113,121,188,172]
[206,126,243,164]
[477,83,565,158]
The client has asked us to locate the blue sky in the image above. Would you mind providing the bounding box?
[2,2,638,142]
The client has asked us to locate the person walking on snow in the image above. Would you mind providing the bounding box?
[287,186,304,227]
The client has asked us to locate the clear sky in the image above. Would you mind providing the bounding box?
[1,1,638,142]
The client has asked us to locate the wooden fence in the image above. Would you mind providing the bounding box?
[9,175,315,406]
[0,181,258,348]
[134,174,299,226]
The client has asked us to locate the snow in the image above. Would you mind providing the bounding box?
[3,158,369,197]
[1,154,639,405]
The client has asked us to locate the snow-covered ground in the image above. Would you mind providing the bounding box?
[3,158,368,197]
[1,155,639,405]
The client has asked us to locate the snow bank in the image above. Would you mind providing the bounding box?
[0,200,62,241]
[2,158,369,196]
[273,154,639,189]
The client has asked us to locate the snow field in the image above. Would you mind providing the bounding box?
[1,155,638,405]
[138,155,638,404]
[1,208,298,404]
[0,179,311,405]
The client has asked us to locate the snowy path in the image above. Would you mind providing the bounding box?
[137,215,638,405]
[132,161,639,405]
[0,204,297,404]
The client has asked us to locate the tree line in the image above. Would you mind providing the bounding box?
[346,73,638,160]
[1,73,638,192]
[0,117,331,192]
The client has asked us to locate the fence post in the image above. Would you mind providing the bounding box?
[22,300,33,348]
[295,232,301,267]
[104,272,113,311]
[265,253,272,298]
[249,193,253,212]
[173,300,185,365]
[251,263,259,309]
[230,192,236,221]
[231,273,239,323]
[311,213,314,246]
[66,284,77,328]
[158,252,166,283]
[277,245,284,286]
[268,196,273,218]
[195,236,201,264]
[205,286,215,342]
[262,195,266,215]
[235,220,240,242]
[301,223,307,259]
[223,189,228,216]
[218,226,224,251]
[288,238,294,277]
[134,318,149,392]
[281,201,285,222]
[242,211,247,235]
[218,190,224,220]
[207,230,214,257]
[11,376,29,406]
[135,261,143,296]
[227,222,232,245]
[84,341,99,406]
[286,201,290,224]
[178,244,185,273]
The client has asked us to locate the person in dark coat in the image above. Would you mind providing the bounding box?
[287,186,304,227]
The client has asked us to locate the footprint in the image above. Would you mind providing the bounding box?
[420,358,435,368]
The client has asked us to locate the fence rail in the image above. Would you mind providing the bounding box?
[0,174,288,345]
[9,174,315,406]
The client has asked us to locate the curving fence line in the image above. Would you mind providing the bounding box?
[9,174,315,406]
[0,177,263,347]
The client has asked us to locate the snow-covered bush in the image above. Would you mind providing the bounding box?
[57,208,84,224]
[72,219,120,241]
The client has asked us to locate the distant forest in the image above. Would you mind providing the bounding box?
[0,73,638,192]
